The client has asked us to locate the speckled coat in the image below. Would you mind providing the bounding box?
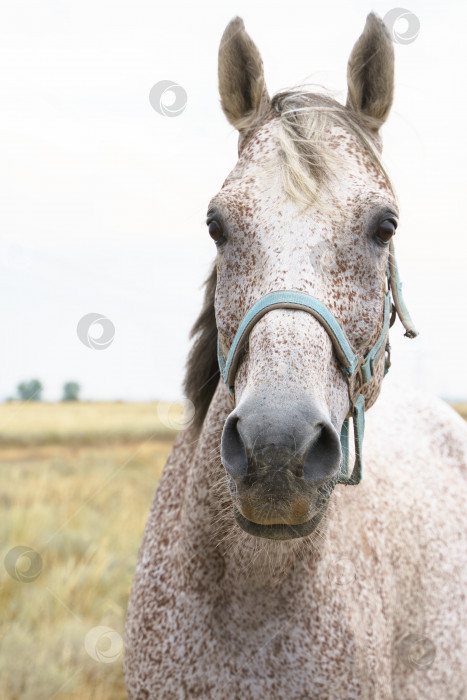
[124,15,467,700]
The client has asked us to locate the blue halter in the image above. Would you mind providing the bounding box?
[217,241,417,485]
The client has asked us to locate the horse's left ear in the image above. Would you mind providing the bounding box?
[346,13,394,134]
[218,17,271,146]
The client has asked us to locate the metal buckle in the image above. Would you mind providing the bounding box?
[384,341,391,375]
[344,357,364,416]
[338,394,365,485]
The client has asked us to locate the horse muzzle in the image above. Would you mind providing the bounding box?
[221,396,342,539]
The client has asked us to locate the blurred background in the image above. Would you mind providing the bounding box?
[1,0,466,698]
[1,0,467,402]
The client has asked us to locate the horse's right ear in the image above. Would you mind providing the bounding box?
[218,17,271,141]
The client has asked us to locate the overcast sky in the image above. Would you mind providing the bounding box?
[0,0,466,401]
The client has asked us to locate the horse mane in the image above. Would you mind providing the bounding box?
[184,89,394,434]
[183,263,219,434]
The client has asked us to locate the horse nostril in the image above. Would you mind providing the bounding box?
[221,414,248,478]
[221,403,342,485]
[303,423,342,485]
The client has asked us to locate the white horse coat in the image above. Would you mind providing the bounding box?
[125,14,467,699]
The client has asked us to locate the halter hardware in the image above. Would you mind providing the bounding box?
[217,240,417,485]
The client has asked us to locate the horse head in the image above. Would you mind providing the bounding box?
[192,14,414,540]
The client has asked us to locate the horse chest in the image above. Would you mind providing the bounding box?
[135,567,390,700]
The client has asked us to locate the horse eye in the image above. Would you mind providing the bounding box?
[207,219,224,244]
[376,219,397,245]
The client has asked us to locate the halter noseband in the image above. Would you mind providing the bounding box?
[217,240,417,486]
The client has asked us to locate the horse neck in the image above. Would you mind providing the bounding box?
[179,384,330,590]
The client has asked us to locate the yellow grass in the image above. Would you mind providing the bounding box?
[0,400,188,446]
[0,399,465,699]
[452,403,467,421]
[0,401,180,700]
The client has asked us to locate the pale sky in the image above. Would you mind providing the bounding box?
[1,0,466,401]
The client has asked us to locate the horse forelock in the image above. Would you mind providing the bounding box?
[270,88,395,209]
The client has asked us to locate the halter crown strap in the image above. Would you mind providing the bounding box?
[217,245,417,486]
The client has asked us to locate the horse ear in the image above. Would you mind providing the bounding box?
[346,13,394,133]
[218,17,271,138]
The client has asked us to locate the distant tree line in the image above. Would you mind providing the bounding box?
[14,380,81,401]
[62,382,80,401]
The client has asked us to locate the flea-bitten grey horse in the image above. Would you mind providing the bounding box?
[125,14,467,699]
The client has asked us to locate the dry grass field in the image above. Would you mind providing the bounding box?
[0,401,181,700]
[0,400,186,446]
[454,403,467,421]
[1,399,465,699]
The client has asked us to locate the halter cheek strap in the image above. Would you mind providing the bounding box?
[217,241,417,486]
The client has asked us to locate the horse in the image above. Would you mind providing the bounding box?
[124,14,467,699]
